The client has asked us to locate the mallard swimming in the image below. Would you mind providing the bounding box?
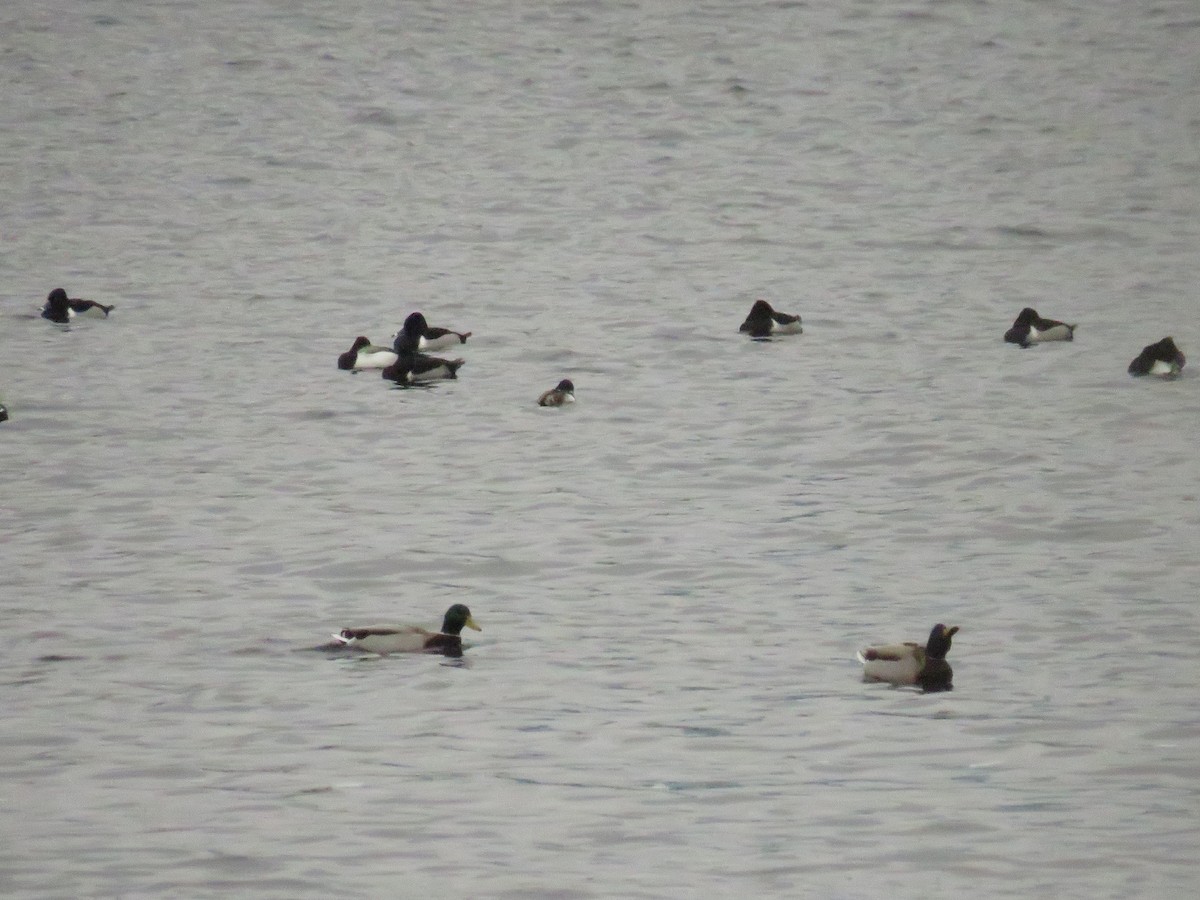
[857,623,958,692]
[337,336,399,371]
[1128,336,1186,377]
[330,604,481,656]
[1003,307,1076,347]
[739,299,803,338]
[42,287,114,323]
[538,379,575,407]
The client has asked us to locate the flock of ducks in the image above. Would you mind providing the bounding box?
[27,290,1190,688]
[338,309,574,403]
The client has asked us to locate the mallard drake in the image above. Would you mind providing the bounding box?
[857,623,959,692]
[392,311,471,353]
[1003,307,1076,347]
[330,604,481,656]
[42,287,114,323]
[1128,336,1186,377]
[739,299,802,338]
[538,379,575,407]
[337,336,399,371]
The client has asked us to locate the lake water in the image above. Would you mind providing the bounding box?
[2,0,1199,897]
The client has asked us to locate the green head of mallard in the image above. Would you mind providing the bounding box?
[441,604,482,636]
[925,624,959,660]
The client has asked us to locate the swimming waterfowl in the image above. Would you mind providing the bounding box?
[330,604,481,656]
[739,299,803,338]
[0,403,7,423]
[392,311,471,353]
[382,353,465,383]
[1128,336,1186,377]
[1003,307,1076,347]
[41,287,114,323]
[857,623,959,692]
[538,379,575,407]
[337,336,399,371]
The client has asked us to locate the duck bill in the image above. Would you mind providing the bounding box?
[465,616,482,632]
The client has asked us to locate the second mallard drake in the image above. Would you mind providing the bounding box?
[330,604,481,656]
[857,623,959,692]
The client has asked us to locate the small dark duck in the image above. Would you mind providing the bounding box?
[858,623,959,692]
[1128,336,1186,377]
[329,604,481,657]
[739,299,802,338]
[1003,307,1076,347]
[538,379,575,407]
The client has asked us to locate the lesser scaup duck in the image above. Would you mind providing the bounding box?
[1003,307,1076,347]
[1128,336,1186,377]
[41,287,114,323]
[337,336,399,371]
[392,311,471,353]
[538,379,575,407]
[739,299,802,338]
[858,623,958,692]
[329,604,481,656]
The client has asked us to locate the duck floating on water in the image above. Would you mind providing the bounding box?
[337,336,399,371]
[858,623,958,692]
[739,299,802,338]
[538,379,575,407]
[392,311,471,353]
[1003,307,1076,347]
[328,604,481,657]
[41,288,114,323]
[1128,336,1186,377]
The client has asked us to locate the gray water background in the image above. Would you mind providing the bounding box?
[2,0,1199,897]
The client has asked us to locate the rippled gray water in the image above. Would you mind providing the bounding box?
[3,1,1199,897]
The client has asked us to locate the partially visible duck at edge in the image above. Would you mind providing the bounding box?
[41,287,114,323]
[538,379,575,407]
[327,604,481,657]
[1003,307,1076,347]
[392,311,471,353]
[0,402,8,423]
[739,299,802,338]
[1128,336,1186,377]
[858,623,959,692]
[337,336,398,371]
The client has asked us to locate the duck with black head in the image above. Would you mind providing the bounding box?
[739,299,802,339]
[337,336,398,371]
[1128,336,1186,377]
[41,288,114,323]
[385,312,465,382]
[1003,307,1076,347]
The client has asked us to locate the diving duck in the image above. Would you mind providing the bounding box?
[1003,307,1076,347]
[42,287,114,323]
[392,311,471,353]
[857,623,959,692]
[538,379,575,407]
[337,336,399,371]
[1128,336,1186,377]
[739,299,802,338]
[329,604,481,656]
